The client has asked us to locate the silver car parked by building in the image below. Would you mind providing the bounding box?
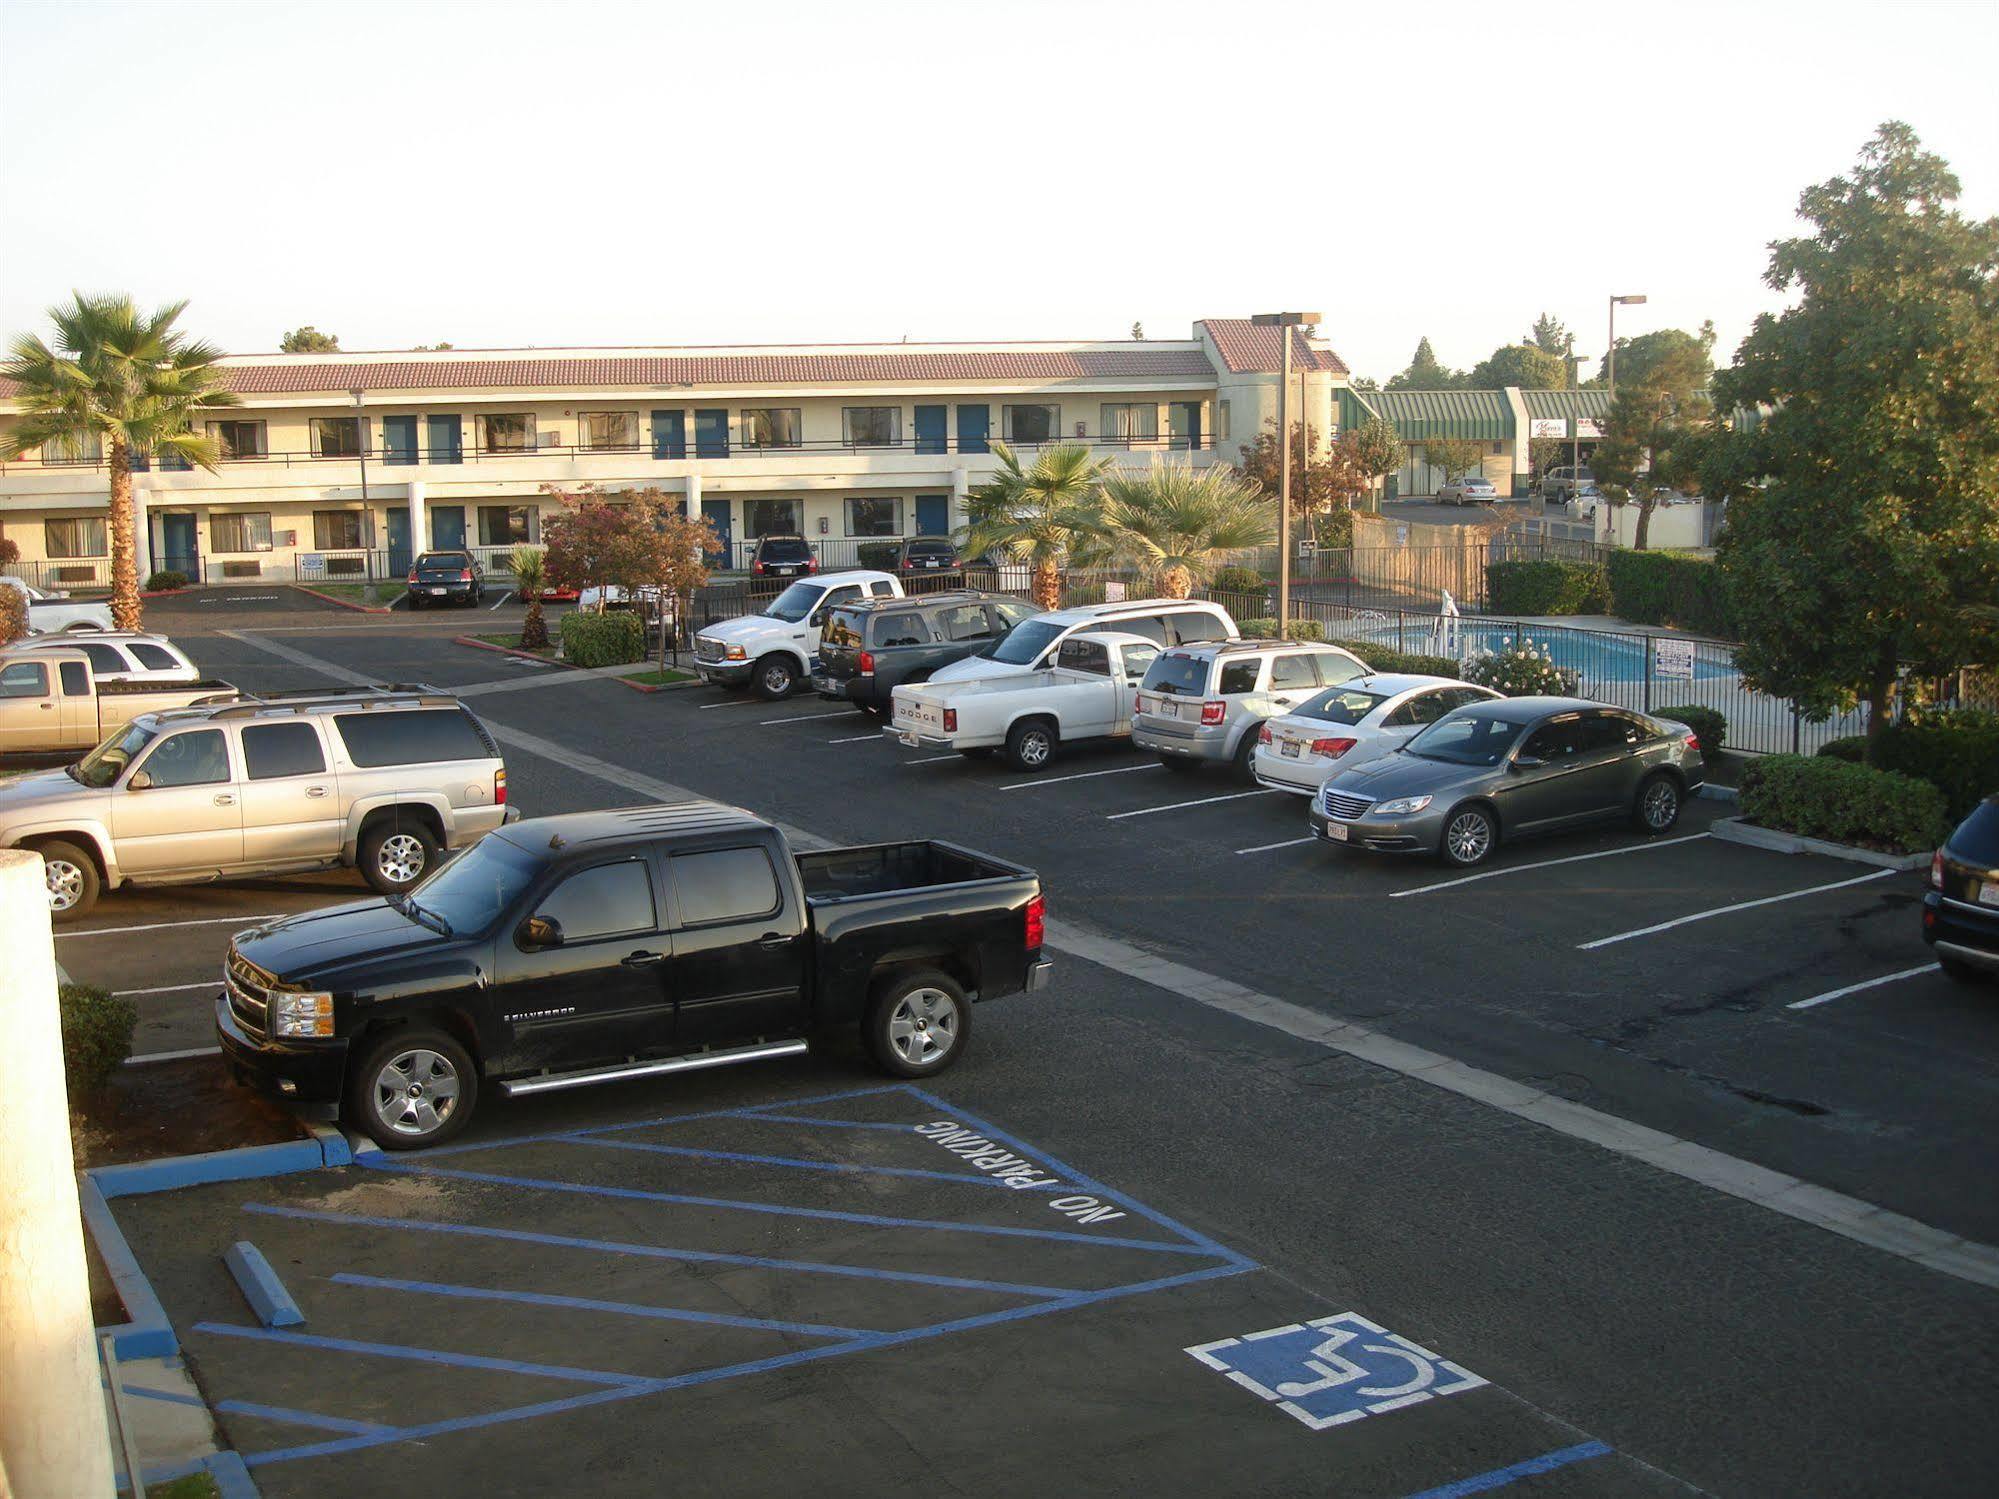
[1132,638,1370,781]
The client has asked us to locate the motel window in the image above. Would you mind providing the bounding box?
[1004,404,1058,444]
[481,413,537,452]
[310,417,364,458]
[313,511,366,550]
[842,407,900,448]
[39,433,102,465]
[844,497,902,538]
[44,517,108,558]
[744,498,803,537]
[478,505,533,545]
[742,408,802,449]
[1216,400,1231,441]
[209,420,267,459]
[1101,403,1159,443]
[211,512,273,553]
[581,411,639,450]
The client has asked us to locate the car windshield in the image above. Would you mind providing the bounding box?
[1404,712,1524,766]
[764,581,826,622]
[404,835,540,935]
[1297,687,1389,725]
[990,619,1065,666]
[72,722,157,788]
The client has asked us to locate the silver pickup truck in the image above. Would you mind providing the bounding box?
[0,646,234,754]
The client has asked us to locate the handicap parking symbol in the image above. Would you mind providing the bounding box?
[1185,1313,1486,1431]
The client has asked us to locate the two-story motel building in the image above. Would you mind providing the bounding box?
[0,318,1348,590]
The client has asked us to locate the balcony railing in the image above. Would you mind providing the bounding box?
[3,559,113,592]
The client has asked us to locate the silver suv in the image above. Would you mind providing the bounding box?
[1132,638,1370,781]
[0,685,516,919]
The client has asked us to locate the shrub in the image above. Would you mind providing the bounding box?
[1236,617,1325,642]
[559,609,645,668]
[1211,566,1268,597]
[1461,634,1580,696]
[145,570,190,592]
[61,983,136,1099]
[0,581,25,644]
[1738,755,1950,854]
[1485,559,1609,616]
[1652,703,1727,758]
[0,538,18,564]
[1605,550,1736,637]
[1817,736,1867,762]
[1871,720,1999,822]
[1322,636,1462,678]
[856,541,899,570]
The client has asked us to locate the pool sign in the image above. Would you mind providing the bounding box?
[1185,1312,1486,1431]
[1655,639,1695,680]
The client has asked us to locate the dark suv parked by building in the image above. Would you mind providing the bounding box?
[1925,796,1999,984]
[814,591,1040,716]
[751,535,817,579]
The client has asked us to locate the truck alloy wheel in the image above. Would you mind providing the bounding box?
[360,820,439,894]
[349,1028,477,1148]
[866,970,970,1077]
[754,656,798,699]
[1005,721,1055,771]
[376,834,428,885]
[37,839,99,920]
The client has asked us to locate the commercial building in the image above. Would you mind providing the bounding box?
[1339,387,1612,499]
[0,319,1349,588]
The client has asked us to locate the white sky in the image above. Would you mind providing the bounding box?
[2,0,1995,380]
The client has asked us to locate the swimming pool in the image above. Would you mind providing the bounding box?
[1344,618,1736,686]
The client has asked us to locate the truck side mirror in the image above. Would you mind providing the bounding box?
[519,915,563,949]
[127,771,153,790]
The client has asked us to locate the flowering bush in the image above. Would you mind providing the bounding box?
[1461,635,1579,697]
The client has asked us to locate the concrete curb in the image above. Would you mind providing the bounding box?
[1696,783,1739,803]
[1708,815,1930,870]
[118,1447,262,1498]
[611,670,701,694]
[289,583,395,614]
[453,634,573,669]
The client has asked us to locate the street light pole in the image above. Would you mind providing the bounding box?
[1252,311,1322,637]
[1607,293,1648,398]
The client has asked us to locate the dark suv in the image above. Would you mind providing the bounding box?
[890,538,962,578]
[751,535,817,579]
[405,550,483,608]
[1925,796,1999,984]
[814,591,1039,715]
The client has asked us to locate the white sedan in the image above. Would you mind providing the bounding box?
[1,576,115,634]
[1436,475,1498,505]
[1251,673,1502,795]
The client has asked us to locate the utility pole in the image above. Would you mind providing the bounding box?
[1607,293,1648,398]
[1252,312,1322,636]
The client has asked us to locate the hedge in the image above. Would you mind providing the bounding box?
[61,983,136,1099]
[1485,559,1609,616]
[1737,755,1950,854]
[1870,720,1999,822]
[559,608,646,668]
[1652,703,1727,758]
[145,570,190,591]
[1236,617,1325,642]
[1605,550,1736,638]
[1325,637,1461,678]
[1817,736,1866,762]
[1211,566,1268,597]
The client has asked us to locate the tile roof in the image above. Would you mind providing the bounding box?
[1199,319,1350,376]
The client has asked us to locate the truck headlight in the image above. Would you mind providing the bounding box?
[725,644,747,661]
[1373,795,1432,816]
[270,991,335,1038]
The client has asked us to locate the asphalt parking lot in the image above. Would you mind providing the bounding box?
[37,601,1999,1496]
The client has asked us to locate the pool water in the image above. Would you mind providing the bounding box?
[1348,620,1735,685]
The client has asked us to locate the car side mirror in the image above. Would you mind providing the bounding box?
[519,915,563,949]
[127,771,153,790]
[1511,755,1544,771]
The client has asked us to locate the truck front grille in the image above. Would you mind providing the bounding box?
[695,635,725,663]
[1322,788,1375,821]
[225,947,273,1039]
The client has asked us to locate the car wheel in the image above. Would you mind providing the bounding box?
[1004,719,1057,772]
[360,819,439,896]
[1231,729,1263,784]
[346,1027,477,1150]
[1439,805,1497,868]
[864,969,970,1078]
[1633,773,1682,834]
[1937,953,1987,986]
[752,654,798,700]
[35,839,100,922]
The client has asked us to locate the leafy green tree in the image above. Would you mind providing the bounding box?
[1710,122,1999,758]
[959,442,1113,609]
[1086,463,1275,598]
[1347,415,1403,510]
[1594,335,1714,548]
[1469,343,1568,390]
[1598,323,1715,387]
[509,546,551,650]
[1,295,236,628]
[1349,375,1380,392]
[1236,421,1357,544]
[1526,313,1574,358]
[1422,436,1485,487]
[280,326,340,352]
[1386,336,1464,390]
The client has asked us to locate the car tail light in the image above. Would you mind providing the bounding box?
[1024,893,1045,950]
[1311,737,1357,758]
[1200,700,1226,726]
[494,769,507,806]
[943,708,957,732]
[458,568,473,581]
[1683,732,1700,751]
[407,570,418,584]
[1258,724,1273,744]
[857,651,876,675]
[806,558,818,573]
[753,560,765,575]
[1931,849,1945,890]
[1134,694,1149,714]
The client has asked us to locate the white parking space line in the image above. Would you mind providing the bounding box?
[1236,836,1317,855]
[827,734,886,745]
[1391,833,1709,898]
[1577,869,1896,951]
[1107,789,1278,821]
[758,711,854,725]
[125,1046,222,1066]
[698,698,760,710]
[1788,963,1940,1011]
[59,913,283,939]
[998,764,1165,791]
[904,755,960,765]
[115,981,217,997]
[486,590,514,610]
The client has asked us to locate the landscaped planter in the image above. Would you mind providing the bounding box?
[1708,816,1931,871]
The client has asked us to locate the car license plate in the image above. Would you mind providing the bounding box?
[1322,822,1348,842]
[924,559,939,568]
[1158,700,1178,719]
[430,587,447,595]
[1980,881,1999,907]
[1280,740,1301,758]
[898,730,919,747]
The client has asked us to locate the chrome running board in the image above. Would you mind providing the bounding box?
[499,1038,809,1097]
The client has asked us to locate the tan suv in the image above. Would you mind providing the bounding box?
[0,685,516,919]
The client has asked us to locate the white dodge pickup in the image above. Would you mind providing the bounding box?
[889,631,1160,771]
[693,570,903,699]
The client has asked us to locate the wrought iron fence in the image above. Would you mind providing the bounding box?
[2,559,112,592]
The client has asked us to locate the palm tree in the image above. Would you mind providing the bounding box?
[1,295,236,628]
[958,442,1112,610]
[510,545,550,650]
[1086,462,1275,599]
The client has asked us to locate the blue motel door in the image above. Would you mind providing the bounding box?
[915,496,949,536]
[701,499,732,564]
[386,508,412,576]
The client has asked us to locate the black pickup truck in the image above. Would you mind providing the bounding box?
[216,801,1051,1148]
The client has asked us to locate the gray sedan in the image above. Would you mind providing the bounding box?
[1306,696,1705,867]
[1437,474,1499,505]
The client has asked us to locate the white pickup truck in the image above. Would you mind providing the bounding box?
[889,631,1160,771]
[693,570,904,699]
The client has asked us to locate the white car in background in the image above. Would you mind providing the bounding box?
[1436,474,1498,505]
[1251,674,1502,796]
[0,631,200,682]
[1,576,114,634]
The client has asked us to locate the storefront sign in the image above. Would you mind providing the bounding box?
[1576,418,1604,439]
[1529,418,1568,439]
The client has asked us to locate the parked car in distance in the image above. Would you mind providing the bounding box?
[1924,796,1999,984]
[928,597,1236,685]
[0,683,514,918]
[217,801,1051,1148]
[1436,474,1498,505]
[695,570,904,699]
[814,591,1040,716]
[751,534,818,579]
[1,576,114,634]
[1308,697,1704,868]
[0,647,234,755]
[887,537,963,577]
[1542,465,1595,504]
[892,631,1159,771]
[1565,485,1605,520]
[1253,676,1502,796]
[2,631,201,683]
[405,550,484,608]
[1132,639,1371,782]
